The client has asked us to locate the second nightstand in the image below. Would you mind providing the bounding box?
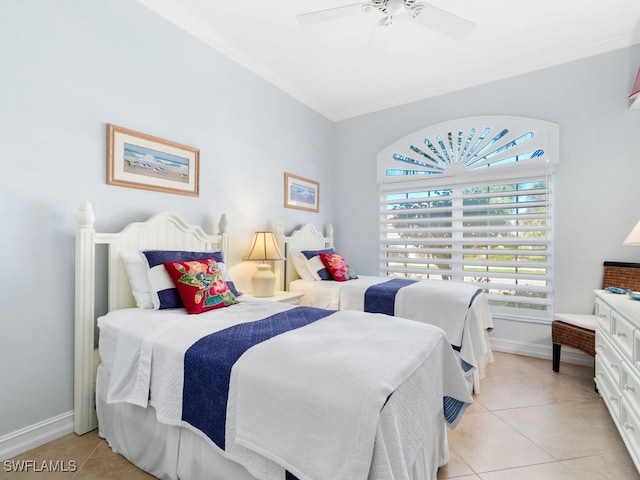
[242,290,304,305]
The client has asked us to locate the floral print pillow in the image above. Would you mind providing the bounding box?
[319,252,358,282]
[163,258,238,314]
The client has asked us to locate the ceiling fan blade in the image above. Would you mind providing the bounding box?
[296,2,369,25]
[410,3,475,39]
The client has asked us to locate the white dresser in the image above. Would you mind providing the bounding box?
[595,290,640,471]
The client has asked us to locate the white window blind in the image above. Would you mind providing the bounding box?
[377,117,558,322]
[380,177,553,320]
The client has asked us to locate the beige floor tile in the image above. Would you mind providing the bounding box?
[72,454,156,479]
[447,412,555,472]
[464,398,489,414]
[437,447,474,478]
[0,432,101,480]
[494,399,626,460]
[477,461,582,480]
[560,450,640,479]
[441,476,481,480]
[472,375,550,410]
[480,353,598,408]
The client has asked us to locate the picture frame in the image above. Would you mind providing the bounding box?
[107,124,199,197]
[284,172,319,213]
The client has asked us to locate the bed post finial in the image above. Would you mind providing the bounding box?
[275,220,285,292]
[326,224,334,242]
[218,213,228,234]
[76,201,95,229]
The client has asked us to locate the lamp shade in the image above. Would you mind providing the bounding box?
[624,220,640,245]
[630,68,640,99]
[245,231,285,261]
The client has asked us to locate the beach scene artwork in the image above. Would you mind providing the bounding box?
[123,143,189,184]
[107,123,199,196]
[289,181,316,206]
[284,172,319,212]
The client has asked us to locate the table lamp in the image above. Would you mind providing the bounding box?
[245,231,285,297]
[624,220,640,245]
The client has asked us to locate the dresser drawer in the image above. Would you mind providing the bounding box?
[597,331,622,387]
[621,360,640,412]
[597,358,622,423]
[595,298,612,334]
[621,398,640,468]
[611,310,636,361]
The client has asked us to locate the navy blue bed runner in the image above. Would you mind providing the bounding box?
[182,306,332,450]
[364,278,417,316]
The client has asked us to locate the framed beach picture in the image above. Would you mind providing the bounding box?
[107,124,199,197]
[284,172,319,212]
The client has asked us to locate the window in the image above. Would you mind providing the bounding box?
[377,116,558,322]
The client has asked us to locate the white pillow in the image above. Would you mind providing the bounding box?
[303,255,326,281]
[120,252,154,309]
[292,252,317,281]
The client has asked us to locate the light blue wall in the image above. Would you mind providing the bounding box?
[0,1,334,439]
[333,44,640,345]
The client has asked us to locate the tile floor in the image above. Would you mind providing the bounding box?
[2,351,638,479]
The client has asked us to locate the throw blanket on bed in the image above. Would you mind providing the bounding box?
[104,303,473,480]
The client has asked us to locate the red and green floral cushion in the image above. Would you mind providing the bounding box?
[319,252,358,282]
[163,258,238,314]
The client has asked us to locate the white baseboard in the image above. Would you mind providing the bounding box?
[490,337,595,367]
[0,411,74,461]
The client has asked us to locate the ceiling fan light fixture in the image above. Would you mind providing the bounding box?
[378,15,394,27]
[384,0,406,16]
[409,4,424,20]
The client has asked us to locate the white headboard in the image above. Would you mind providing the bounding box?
[74,201,228,435]
[275,222,333,291]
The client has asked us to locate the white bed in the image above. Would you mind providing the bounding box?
[275,223,494,393]
[74,202,474,480]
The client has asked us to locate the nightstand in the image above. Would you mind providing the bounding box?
[243,291,304,305]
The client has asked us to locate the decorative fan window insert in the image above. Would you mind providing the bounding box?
[386,128,544,177]
[377,116,557,322]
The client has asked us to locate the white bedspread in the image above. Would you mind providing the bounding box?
[289,276,494,373]
[99,300,473,480]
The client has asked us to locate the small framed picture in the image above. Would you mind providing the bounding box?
[284,172,319,213]
[107,124,199,197]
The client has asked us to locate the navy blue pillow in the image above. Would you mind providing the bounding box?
[301,248,335,281]
[143,250,240,309]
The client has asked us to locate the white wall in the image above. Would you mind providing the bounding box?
[0,0,335,444]
[332,44,640,352]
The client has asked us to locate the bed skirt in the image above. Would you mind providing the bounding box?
[96,365,449,480]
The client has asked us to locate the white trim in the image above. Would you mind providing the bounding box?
[490,337,595,367]
[0,412,74,461]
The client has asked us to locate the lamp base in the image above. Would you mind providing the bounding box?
[251,263,276,297]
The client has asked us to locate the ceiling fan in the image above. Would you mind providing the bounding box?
[296,0,475,39]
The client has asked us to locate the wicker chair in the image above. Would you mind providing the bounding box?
[552,261,640,372]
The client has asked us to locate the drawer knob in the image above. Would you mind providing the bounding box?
[617,332,627,338]
[624,422,635,431]
[624,384,636,392]
[611,363,619,369]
